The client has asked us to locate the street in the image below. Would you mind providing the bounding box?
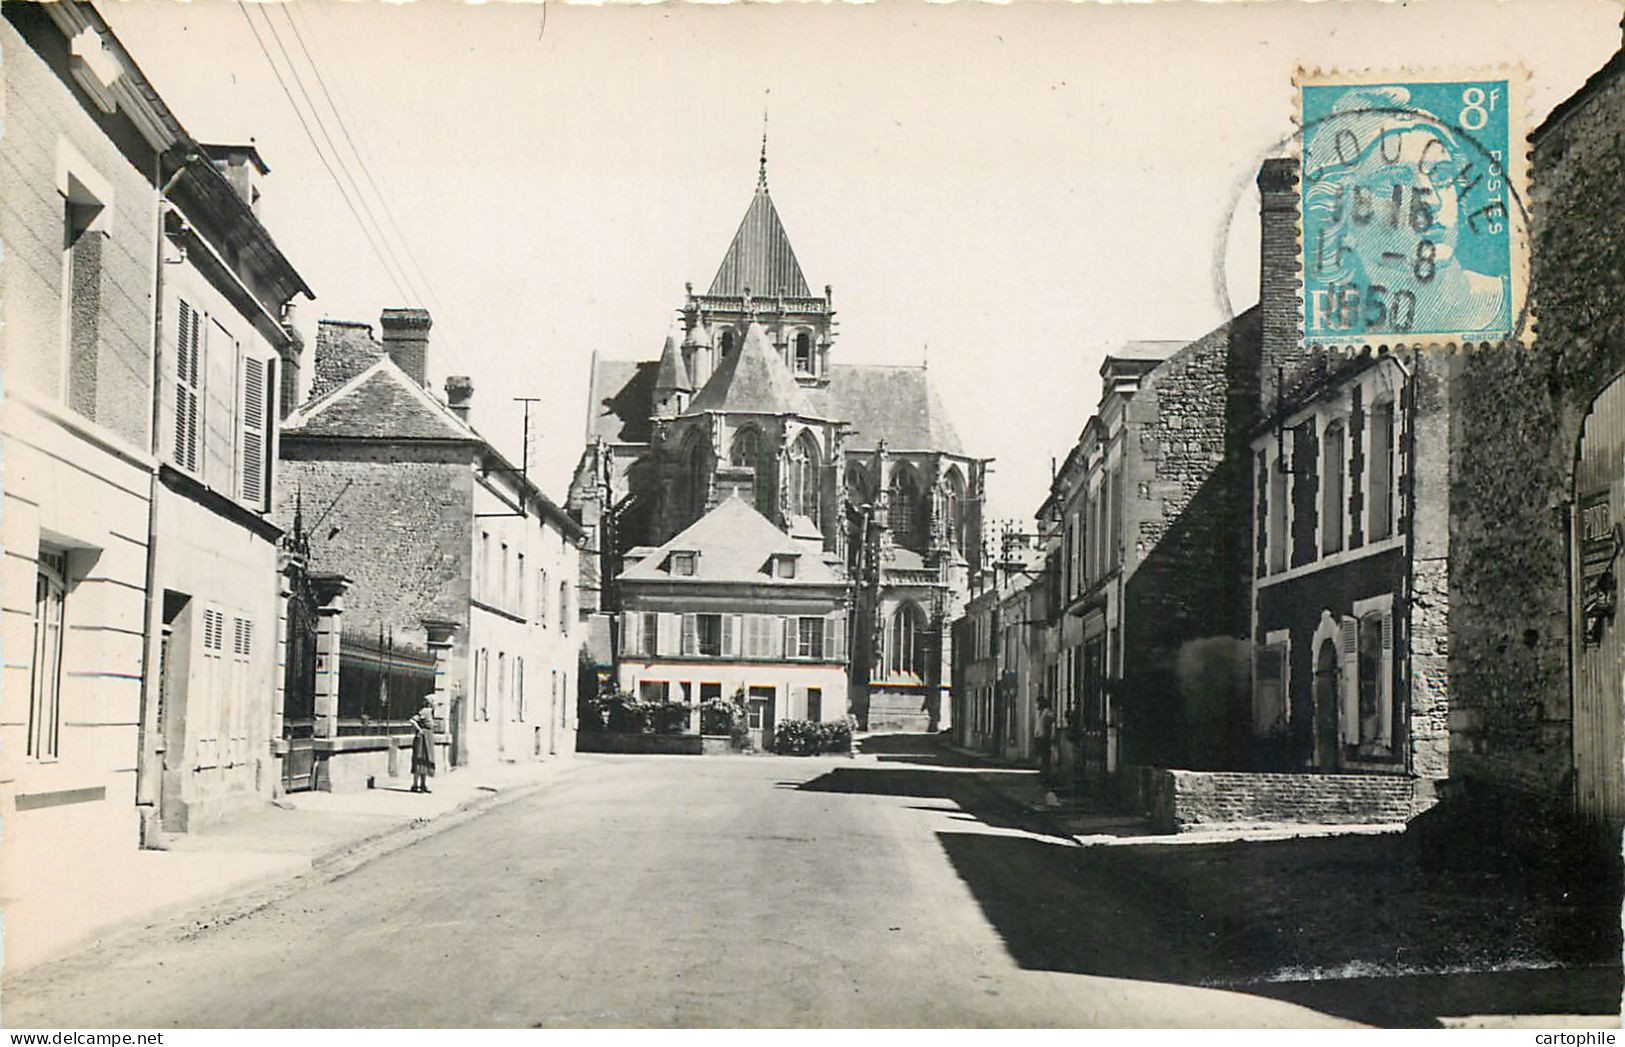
[4,741,1359,1029]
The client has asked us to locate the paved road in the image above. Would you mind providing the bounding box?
[4,742,1354,1028]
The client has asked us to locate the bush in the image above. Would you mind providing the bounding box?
[590,691,692,735]
[700,697,744,736]
[772,717,854,756]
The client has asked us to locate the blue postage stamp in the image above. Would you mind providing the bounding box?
[1298,71,1528,345]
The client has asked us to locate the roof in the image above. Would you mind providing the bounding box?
[809,365,966,453]
[653,327,692,394]
[1532,40,1625,142]
[1110,340,1187,362]
[584,356,969,456]
[688,323,814,416]
[621,496,843,586]
[284,356,474,443]
[309,320,384,402]
[707,185,812,298]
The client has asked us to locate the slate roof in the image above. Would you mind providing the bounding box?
[653,327,692,394]
[620,496,843,586]
[584,356,967,455]
[707,185,812,298]
[284,356,474,442]
[688,323,814,416]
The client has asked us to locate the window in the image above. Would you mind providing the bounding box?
[806,687,823,722]
[696,614,722,657]
[773,555,797,579]
[845,462,875,507]
[517,553,527,615]
[1268,448,1288,573]
[28,549,68,759]
[641,612,658,658]
[793,331,814,374]
[701,682,722,702]
[796,617,824,660]
[478,532,491,602]
[1370,401,1395,541]
[174,300,203,473]
[888,466,925,553]
[496,652,507,722]
[1323,420,1345,555]
[943,469,966,552]
[500,543,510,609]
[671,552,696,576]
[718,329,736,358]
[640,680,669,702]
[789,432,821,521]
[559,582,571,632]
[538,569,549,627]
[515,656,526,721]
[888,602,928,678]
[730,427,760,468]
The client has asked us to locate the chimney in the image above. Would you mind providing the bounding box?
[445,375,474,423]
[380,308,431,387]
[202,144,269,217]
[1257,157,1307,416]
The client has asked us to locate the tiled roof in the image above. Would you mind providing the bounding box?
[620,495,842,586]
[284,357,473,442]
[688,323,814,416]
[809,365,966,454]
[707,186,811,298]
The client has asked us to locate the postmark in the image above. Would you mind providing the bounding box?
[1296,68,1531,347]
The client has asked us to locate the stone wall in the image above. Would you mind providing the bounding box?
[1136,767,1424,832]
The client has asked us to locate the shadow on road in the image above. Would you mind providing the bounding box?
[790,764,1070,840]
[934,827,1624,1027]
[854,732,987,767]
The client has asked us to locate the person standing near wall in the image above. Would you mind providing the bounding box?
[411,701,437,794]
[1035,696,1056,784]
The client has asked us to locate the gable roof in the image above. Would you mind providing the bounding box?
[707,185,812,297]
[688,323,814,416]
[620,496,842,586]
[283,355,474,442]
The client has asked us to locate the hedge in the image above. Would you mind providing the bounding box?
[771,718,854,756]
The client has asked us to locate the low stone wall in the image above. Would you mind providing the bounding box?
[313,734,414,792]
[577,733,740,756]
[1127,766,1425,833]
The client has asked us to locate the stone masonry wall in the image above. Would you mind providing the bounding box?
[276,442,474,644]
[1150,769,1422,832]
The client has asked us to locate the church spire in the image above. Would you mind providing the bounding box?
[758,94,770,190]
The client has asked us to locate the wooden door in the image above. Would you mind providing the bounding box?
[1573,375,1625,825]
[748,685,775,751]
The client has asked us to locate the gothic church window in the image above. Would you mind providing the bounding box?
[888,602,929,679]
[889,464,926,553]
[789,431,820,520]
[943,467,966,552]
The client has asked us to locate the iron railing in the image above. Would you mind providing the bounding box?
[337,627,436,735]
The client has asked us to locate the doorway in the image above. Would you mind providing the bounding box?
[747,685,775,751]
[1313,639,1340,770]
[1573,372,1625,824]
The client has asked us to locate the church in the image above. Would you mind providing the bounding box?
[568,150,987,732]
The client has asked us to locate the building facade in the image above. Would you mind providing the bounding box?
[613,496,850,748]
[278,311,584,784]
[570,161,985,733]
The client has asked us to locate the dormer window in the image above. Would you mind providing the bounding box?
[771,554,798,579]
[670,551,697,577]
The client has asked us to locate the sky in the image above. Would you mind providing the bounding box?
[100,0,1623,524]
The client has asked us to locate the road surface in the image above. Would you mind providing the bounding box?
[4,740,1354,1028]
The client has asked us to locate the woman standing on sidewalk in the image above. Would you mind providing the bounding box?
[410,701,436,794]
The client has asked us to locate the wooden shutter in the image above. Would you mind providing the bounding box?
[723,614,741,658]
[784,617,797,660]
[681,614,697,657]
[621,611,641,660]
[239,353,269,509]
[198,607,225,768]
[830,611,847,661]
[657,613,679,657]
[1339,617,1360,745]
[1378,610,1395,747]
[822,616,836,662]
[230,616,252,765]
[174,300,202,473]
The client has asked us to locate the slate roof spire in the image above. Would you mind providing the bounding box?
[654,324,693,396]
[707,132,811,298]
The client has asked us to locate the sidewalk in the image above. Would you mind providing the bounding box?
[1,757,584,974]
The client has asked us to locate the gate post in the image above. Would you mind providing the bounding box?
[311,575,351,743]
[423,618,459,771]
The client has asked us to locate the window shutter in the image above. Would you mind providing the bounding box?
[723,614,740,658]
[1378,610,1395,746]
[174,300,202,473]
[1339,618,1360,746]
[784,617,796,660]
[622,611,641,658]
[658,613,679,657]
[681,614,697,657]
[823,616,837,662]
[771,616,786,660]
[239,353,269,508]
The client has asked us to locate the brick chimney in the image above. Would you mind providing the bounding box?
[445,375,474,423]
[379,308,431,387]
[1257,157,1309,416]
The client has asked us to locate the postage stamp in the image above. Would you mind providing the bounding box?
[1296,68,1530,346]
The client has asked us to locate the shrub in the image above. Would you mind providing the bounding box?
[591,691,692,735]
[700,697,744,736]
[772,717,854,756]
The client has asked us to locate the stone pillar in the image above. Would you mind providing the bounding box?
[423,618,459,769]
[310,575,350,742]
[270,561,294,796]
